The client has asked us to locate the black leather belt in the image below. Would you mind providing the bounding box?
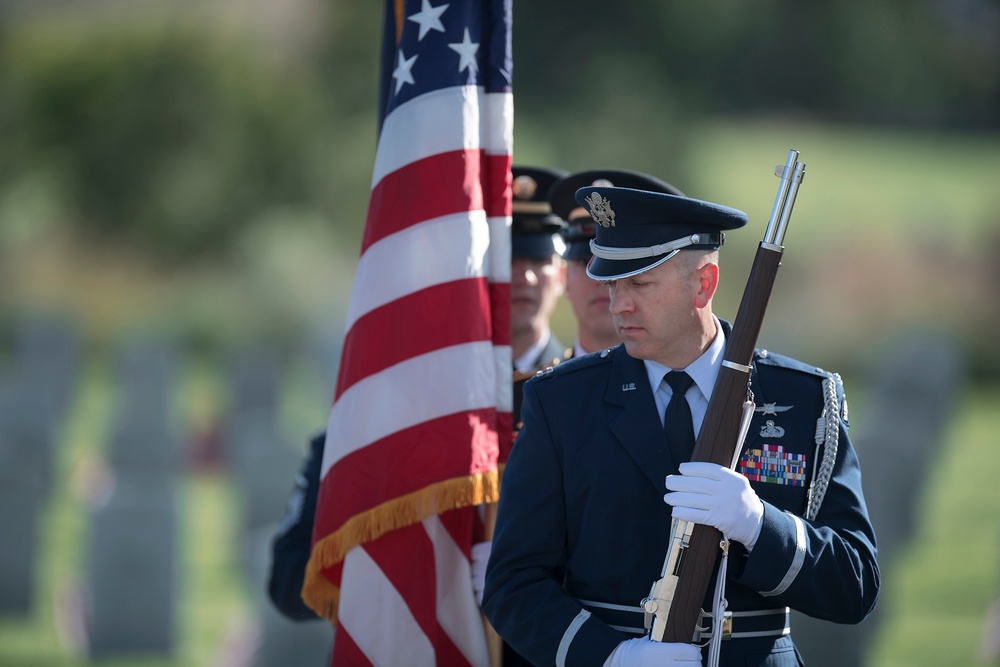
[695,607,791,641]
[576,599,790,642]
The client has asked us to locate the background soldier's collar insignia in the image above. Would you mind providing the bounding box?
[584,192,616,227]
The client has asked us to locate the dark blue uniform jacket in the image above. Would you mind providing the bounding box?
[268,431,325,621]
[483,337,879,667]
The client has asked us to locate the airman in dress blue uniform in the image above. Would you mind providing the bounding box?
[483,185,879,667]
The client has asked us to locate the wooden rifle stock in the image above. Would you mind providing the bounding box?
[659,150,806,643]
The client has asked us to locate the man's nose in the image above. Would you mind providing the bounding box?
[609,288,628,314]
[512,263,537,286]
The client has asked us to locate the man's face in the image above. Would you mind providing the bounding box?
[607,256,704,365]
[564,259,616,342]
[511,255,565,337]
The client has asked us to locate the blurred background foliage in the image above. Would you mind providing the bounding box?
[0,0,999,666]
[0,0,998,370]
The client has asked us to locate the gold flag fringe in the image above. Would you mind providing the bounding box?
[302,468,502,623]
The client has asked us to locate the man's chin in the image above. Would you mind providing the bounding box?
[511,311,538,329]
[619,338,652,360]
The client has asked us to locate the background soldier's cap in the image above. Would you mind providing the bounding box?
[574,186,748,281]
[548,169,685,261]
[512,165,568,259]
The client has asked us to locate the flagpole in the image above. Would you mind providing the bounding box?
[483,501,504,667]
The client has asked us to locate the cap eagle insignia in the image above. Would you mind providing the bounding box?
[584,192,616,227]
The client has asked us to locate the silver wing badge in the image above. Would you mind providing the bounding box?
[755,402,792,416]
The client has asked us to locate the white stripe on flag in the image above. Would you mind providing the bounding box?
[373,87,513,187]
[345,211,491,332]
[340,545,436,667]
[495,345,513,413]
[322,341,499,477]
[486,213,511,283]
[425,514,490,667]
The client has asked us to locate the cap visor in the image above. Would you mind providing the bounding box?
[586,252,676,281]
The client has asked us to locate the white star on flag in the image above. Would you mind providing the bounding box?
[408,0,449,41]
[448,28,479,73]
[392,49,418,94]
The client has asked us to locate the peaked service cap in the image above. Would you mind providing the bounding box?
[548,169,685,261]
[574,186,748,280]
[511,165,568,259]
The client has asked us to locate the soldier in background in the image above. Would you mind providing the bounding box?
[548,169,686,358]
[510,165,569,372]
[484,183,879,667]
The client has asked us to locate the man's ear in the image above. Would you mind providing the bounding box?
[693,262,719,309]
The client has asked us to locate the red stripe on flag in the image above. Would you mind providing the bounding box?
[439,504,476,560]
[366,523,438,640]
[314,408,499,539]
[488,281,510,353]
[335,278,494,399]
[362,150,511,253]
[330,624,374,666]
[483,152,513,219]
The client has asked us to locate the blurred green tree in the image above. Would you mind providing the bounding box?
[0,20,334,262]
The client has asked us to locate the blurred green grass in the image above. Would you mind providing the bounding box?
[867,388,1000,667]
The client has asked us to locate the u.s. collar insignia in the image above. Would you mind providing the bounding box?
[584,192,616,227]
[760,420,785,438]
[755,402,792,416]
[622,382,636,392]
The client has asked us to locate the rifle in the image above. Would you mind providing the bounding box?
[642,149,806,644]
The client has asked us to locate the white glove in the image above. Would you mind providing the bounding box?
[603,637,702,666]
[471,541,491,606]
[664,461,764,551]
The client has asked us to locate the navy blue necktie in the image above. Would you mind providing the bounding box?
[664,371,696,464]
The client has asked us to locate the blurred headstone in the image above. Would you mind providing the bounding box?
[0,312,80,616]
[82,335,182,658]
[308,319,345,405]
[6,312,82,429]
[792,330,965,666]
[224,342,287,471]
[229,342,285,416]
[229,414,300,531]
[0,412,50,615]
[85,472,178,659]
[223,341,331,666]
[106,337,178,469]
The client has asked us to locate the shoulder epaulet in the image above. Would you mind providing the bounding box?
[753,348,832,379]
[530,345,617,381]
[753,348,848,424]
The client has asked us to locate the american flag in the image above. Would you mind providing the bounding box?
[303,1,513,665]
